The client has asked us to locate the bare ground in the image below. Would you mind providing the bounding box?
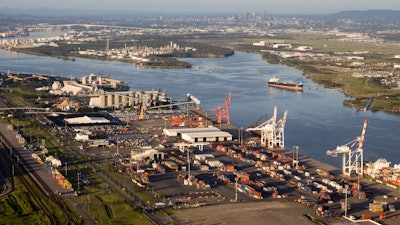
[172,201,326,225]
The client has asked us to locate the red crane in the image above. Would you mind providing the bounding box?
[210,92,232,125]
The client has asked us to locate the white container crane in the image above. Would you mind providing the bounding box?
[247,106,287,149]
[326,119,369,177]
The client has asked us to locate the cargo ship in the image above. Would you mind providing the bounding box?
[268,76,303,91]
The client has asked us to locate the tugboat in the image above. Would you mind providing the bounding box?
[268,76,303,91]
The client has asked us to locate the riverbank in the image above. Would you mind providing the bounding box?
[266,54,400,114]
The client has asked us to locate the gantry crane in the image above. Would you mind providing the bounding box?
[274,109,288,149]
[326,119,369,177]
[209,92,232,125]
[247,106,287,149]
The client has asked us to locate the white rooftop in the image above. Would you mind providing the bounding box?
[64,115,110,124]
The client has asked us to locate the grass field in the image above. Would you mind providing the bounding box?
[0,182,49,225]
[75,177,153,225]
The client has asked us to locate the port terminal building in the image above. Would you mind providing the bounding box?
[163,127,232,143]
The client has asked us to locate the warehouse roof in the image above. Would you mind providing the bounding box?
[163,127,222,136]
[64,115,110,124]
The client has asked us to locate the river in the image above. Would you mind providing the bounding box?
[0,35,399,168]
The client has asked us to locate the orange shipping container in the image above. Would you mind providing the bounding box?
[58,177,65,185]
[362,214,371,220]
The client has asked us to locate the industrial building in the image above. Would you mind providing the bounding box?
[88,139,110,148]
[50,80,95,96]
[131,149,164,161]
[46,113,119,127]
[81,73,128,89]
[64,115,110,125]
[89,89,168,109]
[163,127,232,143]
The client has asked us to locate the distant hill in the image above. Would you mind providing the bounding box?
[326,10,400,22]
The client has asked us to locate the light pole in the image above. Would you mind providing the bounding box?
[344,184,349,218]
[235,177,239,202]
[240,127,243,146]
[65,162,68,175]
[238,128,241,145]
[77,172,81,194]
[292,146,299,168]
[187,149,191,178]
[205,111,208,127]
[116,138,119,155]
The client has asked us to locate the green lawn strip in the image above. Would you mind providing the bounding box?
[98,163,157,205]
[78,186,153,225]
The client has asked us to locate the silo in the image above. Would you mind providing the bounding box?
[99,93,106,108]
[129,92,134,107]
[107,93,113,107]
[122,93,128,108]
[114,93,121,109]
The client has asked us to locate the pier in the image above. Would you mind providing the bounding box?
[363,98,374,111]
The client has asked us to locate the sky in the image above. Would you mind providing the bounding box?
[1,0,400,15]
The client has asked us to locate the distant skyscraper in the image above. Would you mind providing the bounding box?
[106,39,110,52]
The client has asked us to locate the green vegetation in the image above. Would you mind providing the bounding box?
[0,149,84,225]
[145,56,191,69]
[0,178,49,225]
[76,183,152,225]
[14,38,234,69]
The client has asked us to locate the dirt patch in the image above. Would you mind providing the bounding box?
[172,201,321,225]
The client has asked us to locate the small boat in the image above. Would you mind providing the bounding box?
[268,76,303,91]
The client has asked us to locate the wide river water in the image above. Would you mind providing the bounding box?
[0,36,399,168]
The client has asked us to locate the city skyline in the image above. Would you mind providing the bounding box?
[1,0,400,15]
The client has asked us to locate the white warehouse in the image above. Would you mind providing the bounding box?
[163,127,232,143]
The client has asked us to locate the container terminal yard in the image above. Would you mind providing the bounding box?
[1,73,400,225]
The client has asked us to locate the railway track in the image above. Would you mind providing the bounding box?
[14,162,58,225]
[0,133,68,225]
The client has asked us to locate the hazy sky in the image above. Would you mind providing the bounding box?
[2,0,400,14]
